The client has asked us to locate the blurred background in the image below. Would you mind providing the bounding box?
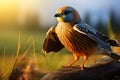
[0,0,120,79]
[0,0,120,54]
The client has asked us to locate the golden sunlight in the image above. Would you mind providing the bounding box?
[0,0,19,26]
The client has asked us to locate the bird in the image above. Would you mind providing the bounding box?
[43,6,120,70]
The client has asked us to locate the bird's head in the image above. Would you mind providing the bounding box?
[54,6,81,23]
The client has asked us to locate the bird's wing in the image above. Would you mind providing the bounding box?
[73,22,112,53]
[43,27,64,53]
[97,32,120,47]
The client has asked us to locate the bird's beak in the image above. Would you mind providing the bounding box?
[54,13,61,17]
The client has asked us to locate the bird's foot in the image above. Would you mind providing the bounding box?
[80,65,86,70]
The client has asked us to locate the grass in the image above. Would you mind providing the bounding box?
[0,29,45,54]
[0,29,45,79]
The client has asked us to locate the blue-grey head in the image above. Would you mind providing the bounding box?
[54,6,81,23]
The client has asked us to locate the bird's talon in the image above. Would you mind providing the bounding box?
[80,65,85,70]
[80,67,84,70]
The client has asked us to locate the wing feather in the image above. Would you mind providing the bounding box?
[73,22,112,53]
[97,32,120,47]
[43,27,64,53]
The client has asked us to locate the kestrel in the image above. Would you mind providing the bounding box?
[43,6,120,70]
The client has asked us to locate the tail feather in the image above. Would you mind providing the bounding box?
[109,52,120,61]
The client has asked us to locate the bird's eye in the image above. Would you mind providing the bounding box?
[64,11,72,15]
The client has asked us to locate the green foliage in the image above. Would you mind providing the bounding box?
[0,30,45,55]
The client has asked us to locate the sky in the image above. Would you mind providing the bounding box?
[0,0,120,27]
[22,0,120,26]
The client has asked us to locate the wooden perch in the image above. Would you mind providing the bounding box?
[41,56,120,80]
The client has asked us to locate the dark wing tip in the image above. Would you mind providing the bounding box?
[42,27,64,53]
[97,32,120,47]
[108,39,120,47]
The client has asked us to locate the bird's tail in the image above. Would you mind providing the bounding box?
[109,52,120,61]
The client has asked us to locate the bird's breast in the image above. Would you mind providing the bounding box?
[55,22,98,55]
[55,22,74,46]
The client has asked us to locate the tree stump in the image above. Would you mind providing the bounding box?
[41,56,120,80]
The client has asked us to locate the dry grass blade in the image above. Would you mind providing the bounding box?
[8,55,29,80]
[16,32,21,58]
[23,35,33,56]
[31,37,37,65]
[23,35,37,64]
